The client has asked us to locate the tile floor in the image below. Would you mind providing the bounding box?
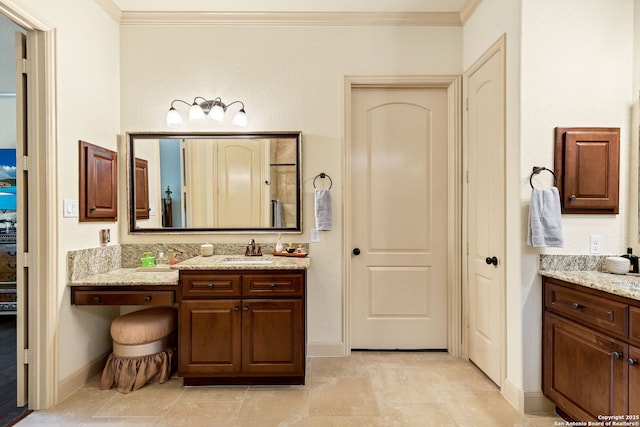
[15,351,563,426]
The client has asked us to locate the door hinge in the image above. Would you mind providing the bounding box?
[23,348,29,365]
[20,58,30,74]
[466,171,469,183]
[466,243,469,255]
[465,98,469,111]
[22,155,30,171]
[23,252,30,268]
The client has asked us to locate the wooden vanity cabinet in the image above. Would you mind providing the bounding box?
[543,278,640,420]
[178,270,306,385]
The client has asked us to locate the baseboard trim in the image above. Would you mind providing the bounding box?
[57,351,109,404]
[307,341,345,357]
[501,378,555,415]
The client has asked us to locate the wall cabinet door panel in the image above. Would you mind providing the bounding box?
[79,140,117,221]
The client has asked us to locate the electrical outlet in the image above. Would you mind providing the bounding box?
[590,235,602,254]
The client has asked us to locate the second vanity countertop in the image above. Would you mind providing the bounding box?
[68,255,310,287]
[540,270,640,301]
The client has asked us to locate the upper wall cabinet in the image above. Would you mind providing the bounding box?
[554,127,620,214]
[79,140,118,222]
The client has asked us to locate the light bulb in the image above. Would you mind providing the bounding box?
[232,109,248,127]
[189,103,205,120]
[209,103,225,122]
[166,108,183,127]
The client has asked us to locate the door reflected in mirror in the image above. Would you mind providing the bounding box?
[128,132,302,233]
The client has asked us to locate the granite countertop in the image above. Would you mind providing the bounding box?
[175,255,310,271]
[68,268,179,287]
[68,255,310,287]
[540,270,640,301]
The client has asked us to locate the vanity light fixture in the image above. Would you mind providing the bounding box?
[166,96,248,128]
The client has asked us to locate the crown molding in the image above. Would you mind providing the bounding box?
[459,0,482,25]
[120,11,462,27]
[94,0,121,23]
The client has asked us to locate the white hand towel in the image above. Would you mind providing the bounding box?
[315,189,332,231]
[528,187,563,248]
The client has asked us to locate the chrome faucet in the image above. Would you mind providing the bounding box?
[245,239,262,257]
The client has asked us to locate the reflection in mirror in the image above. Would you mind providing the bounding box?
[128,132,302,233]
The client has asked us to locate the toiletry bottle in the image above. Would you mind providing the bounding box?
[157,251,167,266]
[275,234,283,253]
[141,251,156,268]
[169,253,179,266]
[622,247,639,273]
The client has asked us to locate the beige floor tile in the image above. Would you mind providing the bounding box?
[158,400,243,427]
[368,367,442,404]
[309,354,369,380]
[293,415,387,426]
[378,401,458,426]
[526,414,566,427]
[309,377,378,417]
[179,385,247,402]
[440,389,529,427]
[235,387,309,426]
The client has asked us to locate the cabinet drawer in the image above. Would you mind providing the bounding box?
[545,282,627,336]
[181,272,242,298]
[72,290,175,306]
[242,273,304,297]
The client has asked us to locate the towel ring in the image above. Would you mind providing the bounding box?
[529,166,557,189]
[313,172,333,190]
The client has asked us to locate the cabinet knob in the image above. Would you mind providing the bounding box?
[628,358,638,366]
[612,351,623,360]
[243,306,249,312]
[233,306,240,312]
[144,296,152,302]
[571,303,583,310]
[569,195,577,201]
[92,296,101,303]
[90,206,97,212]
[207,283,214,289]
[269,283,276,289]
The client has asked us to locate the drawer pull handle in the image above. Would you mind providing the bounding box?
[144,296,152,302]
[92,296,101,303]
[233,306,240,312]
[571,303,583,310]
[207,284,214,289]
[243,306,249,312]
[628,358,638,366]
[269,283,276,289]
[612,351,623,360]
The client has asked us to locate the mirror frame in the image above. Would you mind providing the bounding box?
[127,131,302,234]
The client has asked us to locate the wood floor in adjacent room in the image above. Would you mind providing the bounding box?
[14,351,562,426]
[0,316,28,427]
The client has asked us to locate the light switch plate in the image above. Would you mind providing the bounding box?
[310,228,320,243]
[63,199,79,218]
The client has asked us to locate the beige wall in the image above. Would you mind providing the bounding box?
[465,0,635,411]
[119,24,463,347]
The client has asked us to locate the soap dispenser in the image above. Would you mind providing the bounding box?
[275,234,284,253]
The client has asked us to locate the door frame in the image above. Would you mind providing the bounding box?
[461,35,507,384]
[343,75,462,356]
[0,1,58,409]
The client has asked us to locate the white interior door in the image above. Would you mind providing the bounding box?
[465,38,506,385]
[350,85,449,349]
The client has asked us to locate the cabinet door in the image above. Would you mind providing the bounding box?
[179,299,241,375]
[555,127,619,214]
[79,140,118,221]
[628,346,640,416]
[241,299,304,375]
[134,157,150,220]
[544,312,627,420]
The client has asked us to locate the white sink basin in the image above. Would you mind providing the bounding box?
[220,257,274,265]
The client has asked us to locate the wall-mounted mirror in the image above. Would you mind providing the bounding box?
[127,131,302,233]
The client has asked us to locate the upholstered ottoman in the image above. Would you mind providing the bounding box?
[100,307,177,393]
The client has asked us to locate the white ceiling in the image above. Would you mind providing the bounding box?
[111,0,470,13]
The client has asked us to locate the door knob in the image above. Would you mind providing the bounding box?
[485,256,498,266]
[353,248,361,255]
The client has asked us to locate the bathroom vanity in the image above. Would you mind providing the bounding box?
[541,272,640,421]
[175,255,309,385]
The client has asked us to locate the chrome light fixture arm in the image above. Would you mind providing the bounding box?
[166,96,248,127]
